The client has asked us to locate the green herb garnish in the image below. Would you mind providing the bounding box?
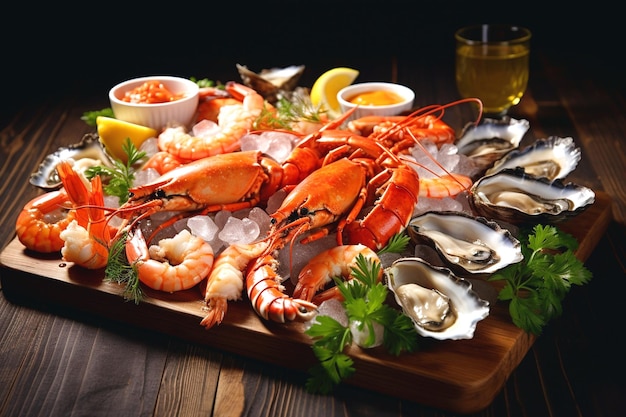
[253,96,325,131]
[378,232,411,255]
[190,77,225,89]
[85,138,146,204]
[81,108,115,126]
[490,224,592,335]
[104,230,144,304]
[304,253,419,394]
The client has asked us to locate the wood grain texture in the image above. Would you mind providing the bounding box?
[0,191,611,414]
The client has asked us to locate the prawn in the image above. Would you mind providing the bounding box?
[125,228,214,292]
[56,161,117,269]
[419,173,473,198]
[293,244,382,305]
[141,151,186,175]
[350,98,483,154]
[246,254,318,323]
[158,82,264,160]
[349,113,456,149]
[200,240,269,329]
[15,190,75,253]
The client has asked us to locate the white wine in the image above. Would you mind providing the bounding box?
[456,44,529,115]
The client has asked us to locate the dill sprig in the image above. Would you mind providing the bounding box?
[253,95,325,131]
[378,232,411,255]
[104,231,144,304]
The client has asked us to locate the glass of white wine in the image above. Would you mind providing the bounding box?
[455,24,531,117]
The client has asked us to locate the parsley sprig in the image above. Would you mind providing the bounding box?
[84,138,146,204]
[304,243,419,394]
[489,224,592,335]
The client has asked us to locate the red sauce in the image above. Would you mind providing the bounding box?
[122,80,185,104]
[348,90,404,106]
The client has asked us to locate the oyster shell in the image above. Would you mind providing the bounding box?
[386,257,490,340]
[456,117,530,168]
[237,64,305,102]
[485,136,581,180]
[408,211,523,275]
[30,133,115,190]
[469,168,595,224]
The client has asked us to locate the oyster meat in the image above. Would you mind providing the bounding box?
[386,257,490,340]
[485,136,581,180]
[408,211,523,275]
[237,64,305,102]
[455,117,530,169]
[29,133,115,190]
[469,168,596,224]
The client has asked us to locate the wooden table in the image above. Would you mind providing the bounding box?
[2,7,625,416]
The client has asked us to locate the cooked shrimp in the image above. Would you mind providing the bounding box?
[126,228,214,292]
[59,219,110,269]
[419,173,473,198]
[141,151,186,175]
[349,114,456,150]
[200,240,269,329]
[293,244,382,305]
[56,161,117,269]
[15,190,75,253]
[158,82,264,160]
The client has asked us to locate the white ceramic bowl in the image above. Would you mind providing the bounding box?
[337,82,415,120]
[109,76,200,131]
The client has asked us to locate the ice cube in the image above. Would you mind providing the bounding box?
[133,168,160,187]
[240,133,269,153]
[264,131,297,163]
[303,298,349,331]
[214,210,232,229]
[139,137,159,157]
[187,215,219,241]
[192,119,220,137]
[266,189,287,214]
[248,207,271,236]
[218,217,259,245]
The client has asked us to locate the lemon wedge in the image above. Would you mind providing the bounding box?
[96,116,157,163]
[310,67,359,119]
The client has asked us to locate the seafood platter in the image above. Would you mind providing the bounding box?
[0,65,612,414]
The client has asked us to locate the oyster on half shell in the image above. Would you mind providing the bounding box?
[408,211,523,275]
[469,168,595,224]
[237,64,305,102]
[386,257,490,340]
[456,117,530,169]
[485,136,581,180]
[30,133,115,190]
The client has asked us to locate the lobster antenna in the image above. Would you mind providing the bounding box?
[403,130,471,191]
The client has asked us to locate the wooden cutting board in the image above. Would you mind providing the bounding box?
[0,190,612,414]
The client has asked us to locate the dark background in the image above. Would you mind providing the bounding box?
[3,1,620,112]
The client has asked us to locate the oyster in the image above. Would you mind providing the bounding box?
[408,211,523,275]
[30,133,115,190]
[485,136,581,180]
[386,257,490,340]
[455,117,530,169]
[237,64,305,102]
[469,168,595,224]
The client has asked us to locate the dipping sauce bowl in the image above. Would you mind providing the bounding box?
[338,82,415,120]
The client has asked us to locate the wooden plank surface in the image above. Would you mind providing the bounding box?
[0,190,612,414]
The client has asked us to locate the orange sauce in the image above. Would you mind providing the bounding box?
[348,90,404,106]
[122,80,185,104]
